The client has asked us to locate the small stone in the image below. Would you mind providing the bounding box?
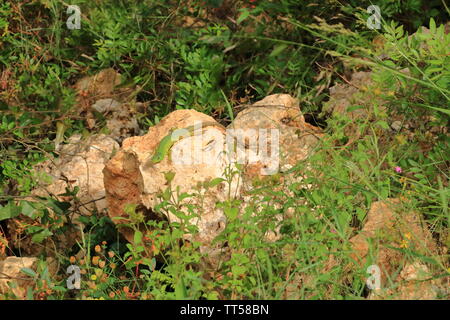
[391,121,402,131]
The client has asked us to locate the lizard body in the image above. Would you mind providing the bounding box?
[148,121,225,165]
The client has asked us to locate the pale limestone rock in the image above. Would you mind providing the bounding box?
[343,198,443,299]
[0,257,57,299]
[369,262,440,300]
[7,134,119,256]
[33,134,119,216]
[231,94,322,242]
[104,109,240,262]
[103,94,323,264]
[230,94,323,181]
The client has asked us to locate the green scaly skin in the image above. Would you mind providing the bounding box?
[148,121,225,165]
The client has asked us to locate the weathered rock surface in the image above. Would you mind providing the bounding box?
[103,109,239,259]
[91,98,140,142]
[0,257,57,299]
[322,71,375,120]
[74,68,122,102]
[73,68,144,141]
[103,94,323,262]
[369,262,441,300]
[232,94,322,242]
[6,134,119,256]
[33,134,119,216]
[230,94,322,181]
[348,198,443,299]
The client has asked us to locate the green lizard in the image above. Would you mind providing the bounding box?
[149,104,293,163]
[148,121,226,165]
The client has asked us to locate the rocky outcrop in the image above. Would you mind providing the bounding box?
[348,199,442,299]
[103,94,323,264]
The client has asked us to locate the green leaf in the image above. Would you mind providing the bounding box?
[46,198,70,215]
[414,173,427,180]
[142,257,156,270]
[429,18,436,34]
[414,104,450,116]
[224,206,238,220]
[20,201,37,219]
[26,286,34,300]
[31,229,53,243]
[425,67,443,76]
[231,265,246,276]
[207,177,225,188]
[346,105,364,112]
[0,202,21,221]
[162,187,171,201]
[174,277,187,300]
[237,10,250,24]
[134,230,143,245]
[269,44,288,57]
[376,120,389,130]
[427,59,445,65]
[20,268,37,278]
